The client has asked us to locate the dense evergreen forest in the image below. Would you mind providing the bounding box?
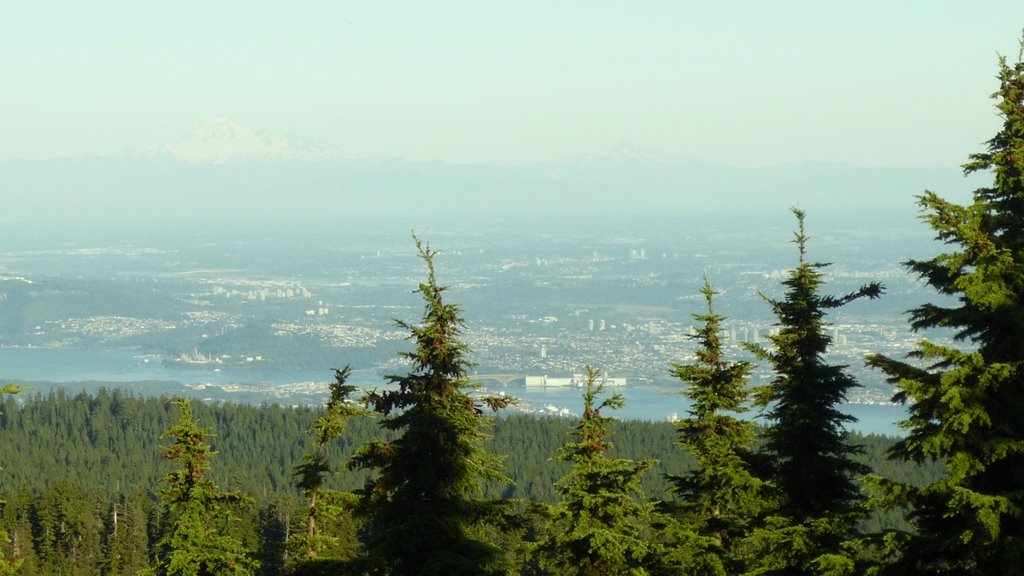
[2,36,1024,576]
[0,387,942,575]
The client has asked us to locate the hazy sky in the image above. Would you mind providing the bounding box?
[3,2,1023,166]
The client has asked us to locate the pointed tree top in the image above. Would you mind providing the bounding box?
[791,207,808,264]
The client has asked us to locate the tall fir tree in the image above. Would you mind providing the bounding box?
[0,383,22,576]
[104,489,156,576]
[745,209,882,576]
[865,42,1024,575]
[30,481,106,575]
[154,398,259,576]
[287,364,367,574]
[533,366,658,576]
[349,237,513,576]
[668,278,763,575]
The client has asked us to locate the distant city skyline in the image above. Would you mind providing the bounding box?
[3,3,1023,167]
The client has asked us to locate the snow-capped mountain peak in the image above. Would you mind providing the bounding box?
[164,118,344,164]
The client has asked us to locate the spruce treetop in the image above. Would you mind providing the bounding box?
[674,276,755,419]
[350,235,513,576]
[753,208,881,520]
[536,366,657,576]
[156,398,258,576]
[865,39,1024,575]
[740,209,881,576]
[669,277,762,574]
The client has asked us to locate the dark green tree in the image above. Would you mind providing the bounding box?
[865,42,1024,575]
[0,525,18,576]
[287,365,367,573]
[350,237,514,576]
[0,383,22,576]
[668,278,763,575]
[104,489,156,576]
[533,366,658,576]
[30,481,105,575]
[745,209,882,576]
[155,398,259,576]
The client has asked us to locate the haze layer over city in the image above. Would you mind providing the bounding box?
[0,210,954,433]
[4,5,1021,433]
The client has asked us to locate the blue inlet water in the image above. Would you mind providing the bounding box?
[0,347,907,436]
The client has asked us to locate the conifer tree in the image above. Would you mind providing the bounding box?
[534,366,658,576]
[287,365,367,573]
[669,278,762,574]
[350,237,513,576]
[745,209,882,576]
[0,383,22,576]
[154,398,258,576]
[104,489,155,576]
[0,524,16,576]
[865,42,1024,575]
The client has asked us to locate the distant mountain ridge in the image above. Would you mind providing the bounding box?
[1,121,984,224]
[2,160,980,226]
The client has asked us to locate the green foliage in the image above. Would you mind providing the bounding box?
[155,398,259,576]
[27,481,105,575]
[350,237,514,576]
[0,534,17,576]
[740,515,858,576]
[104,489,156,576]
[287,365,368,572]
[0,386,944,574]
[865,42,1024,576]
[745,209,882,575]
[533,366,659,576]
[0,386,710,502]
[669,278,763,573]
[0,384,21,576]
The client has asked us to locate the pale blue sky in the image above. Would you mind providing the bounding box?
[2,2,1022,165]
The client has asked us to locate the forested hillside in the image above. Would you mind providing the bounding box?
[0,388,939,575]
